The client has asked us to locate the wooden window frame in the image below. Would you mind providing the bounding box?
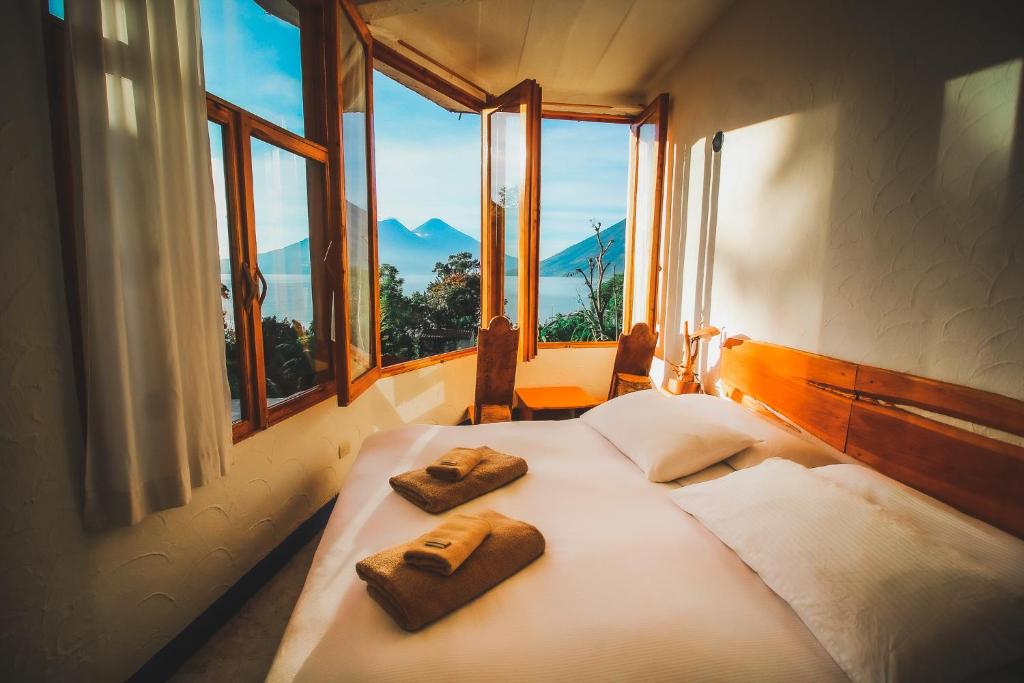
[541,110,636,124]
[380,346,478,377]
[206,90,337,439]
[325,0,382,404]
[622,93,669,333]
[482,79,542,361]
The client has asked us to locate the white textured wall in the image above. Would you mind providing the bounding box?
[650,0,1024,400]
[0,5,613,681]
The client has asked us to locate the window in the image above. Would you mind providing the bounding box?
[482,80,542,360]
[333,1,380,400]
[624,94,669,332]
[44,0,380,431]
[208,120,245,422]
[373,71,482,367]
[493,108,525,322]
[202,1,338,439]
[538,119,629,343]
[249,138,331,409]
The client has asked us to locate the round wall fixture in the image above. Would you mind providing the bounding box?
[712,130,724,153]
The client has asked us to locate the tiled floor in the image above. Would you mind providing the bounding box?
[168,531,322,683]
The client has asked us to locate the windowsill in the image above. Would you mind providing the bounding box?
[230,380,336,444]
[538,341,617,349]
[380,346,477,377]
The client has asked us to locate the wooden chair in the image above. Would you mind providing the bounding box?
[470,316,519,424]
[608,322,659,399]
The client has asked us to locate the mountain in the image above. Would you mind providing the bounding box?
[379,217,425,251]
[221,216,625,281]
[538,219,626,277]
[376,217,431,274]
[412,218,480,256]
[377,217,481,275]
[220,238,311,275]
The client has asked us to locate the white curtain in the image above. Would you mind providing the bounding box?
[67,0,231,528]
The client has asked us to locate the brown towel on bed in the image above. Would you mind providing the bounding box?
[389,449,528,513]
[356,510,545,631]
[425,446,487,482]
[402,512,492,575]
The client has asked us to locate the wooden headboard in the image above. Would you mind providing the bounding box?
[720,338,1024,538]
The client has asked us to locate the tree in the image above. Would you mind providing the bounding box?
[379,263,420,363]
[378,252,482,363]
[539,220,623,342]
[540,273,623,342]
[572,220,616,340]
[261,316,315,398]
[422,251,481,331]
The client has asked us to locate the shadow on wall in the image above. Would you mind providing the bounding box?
[657,0,1024,399]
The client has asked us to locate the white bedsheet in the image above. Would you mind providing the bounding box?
[266,419,847,682]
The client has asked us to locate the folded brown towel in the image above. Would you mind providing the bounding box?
[402,513,492,575]
[390,449,528,513]
[356,510,545,631]
[425,446,487,482]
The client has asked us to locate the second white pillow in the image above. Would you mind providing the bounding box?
[580,391,760,481]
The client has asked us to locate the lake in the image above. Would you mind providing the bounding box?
[221,273,592,328]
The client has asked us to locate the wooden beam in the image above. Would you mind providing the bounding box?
[355,0,474,22]
[374,41,486,112]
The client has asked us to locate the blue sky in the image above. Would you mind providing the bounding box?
[200,0,628,258]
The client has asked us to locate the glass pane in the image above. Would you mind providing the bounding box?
[208,121,244,422]
[49,0,64,19]
[490,107,525,322]
[630,122,657,326]
[250,137,330,408]
[200,0,305,136]
[373,71,482,366]
[538,119,629,342]
[339,15,375,379]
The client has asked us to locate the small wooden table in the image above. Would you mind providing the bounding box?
[515,386,603,421]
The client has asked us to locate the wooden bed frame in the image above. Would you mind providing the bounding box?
[719,338,1024,538]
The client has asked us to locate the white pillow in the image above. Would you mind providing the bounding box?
[670,458,1024,683]
[814,464,1024,580]
[580,391,760,481]
[677,393,847,470]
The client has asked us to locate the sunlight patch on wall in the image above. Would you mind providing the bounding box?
[938,59,1021,205]
[677,106,839,376]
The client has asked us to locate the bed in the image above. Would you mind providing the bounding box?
[266,339,1024,682]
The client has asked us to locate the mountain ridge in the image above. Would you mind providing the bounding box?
[222,217,626,283]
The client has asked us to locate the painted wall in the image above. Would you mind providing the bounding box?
[649,0,1024,401]
[0,5,614,681]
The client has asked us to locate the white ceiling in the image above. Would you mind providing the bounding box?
[357,0,734,109]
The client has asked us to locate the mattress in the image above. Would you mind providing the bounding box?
[266,418,848,682]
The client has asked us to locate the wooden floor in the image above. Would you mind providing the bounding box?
[168,531,322,682]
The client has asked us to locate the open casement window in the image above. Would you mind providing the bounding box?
[623,94,669,333]
[482,79,542,361]
[201,1,337,441]
[328,0,381,404]
[207,94,335,440]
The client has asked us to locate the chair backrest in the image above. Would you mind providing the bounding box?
[475,315,519,409]
[608,322,659,397]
